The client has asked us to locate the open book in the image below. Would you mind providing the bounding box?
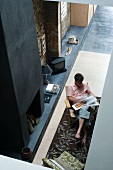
[72,95,99,110]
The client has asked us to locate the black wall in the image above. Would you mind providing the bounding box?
[0,0,44,150]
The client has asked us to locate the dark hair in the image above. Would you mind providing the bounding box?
[74,73,84,83]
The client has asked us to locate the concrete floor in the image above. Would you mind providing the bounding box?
[82,6,113,54]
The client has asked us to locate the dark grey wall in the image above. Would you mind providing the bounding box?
[0,14,25,149]
[0,0,44,149]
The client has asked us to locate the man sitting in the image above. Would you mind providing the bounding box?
[67,73,94,144]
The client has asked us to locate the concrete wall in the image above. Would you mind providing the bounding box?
[0,0,44,149]
[85,52,113,169]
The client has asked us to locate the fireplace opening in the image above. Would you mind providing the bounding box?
[26,90,42,134]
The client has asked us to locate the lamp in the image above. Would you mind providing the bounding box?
[42,64,53,85]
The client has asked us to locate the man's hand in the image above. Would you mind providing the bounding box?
[86,90,95,97]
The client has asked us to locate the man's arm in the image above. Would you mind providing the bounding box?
[87,91,95,97]
[67,96,77,104]
[66,85,77,104]
[86,84,96,97]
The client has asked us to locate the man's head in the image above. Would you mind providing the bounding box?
[74,73,84,87]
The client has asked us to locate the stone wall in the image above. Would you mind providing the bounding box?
[32,0,46,63]
[44,1,60,63]
[32,1,70,63]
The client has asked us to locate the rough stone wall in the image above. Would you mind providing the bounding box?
[44,2,60,63]
[61,3,70,39]
[32,1,70,63]
[32,0,45,35]
[32,0,46,62]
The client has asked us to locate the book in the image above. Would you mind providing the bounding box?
[46,84,59,94]
[72,95,99,110]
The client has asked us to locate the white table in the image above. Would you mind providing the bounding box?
[66,51,111,97]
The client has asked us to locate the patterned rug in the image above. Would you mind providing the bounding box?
[46,109,96,164]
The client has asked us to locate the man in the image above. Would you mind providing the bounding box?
[67,73,94,144]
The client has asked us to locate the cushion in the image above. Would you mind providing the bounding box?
[54,157,74,170]
[50,159,65,170]
[42,158,63,170]
[58,151,84,170]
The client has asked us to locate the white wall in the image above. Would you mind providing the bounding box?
[44,0,113,7]
[85,52,113,170]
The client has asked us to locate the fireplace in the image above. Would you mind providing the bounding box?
[26,90,42,134]
[0,0,44,154]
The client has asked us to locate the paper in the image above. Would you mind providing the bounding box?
[46,84,59,94]
[72,95,99,110]
[46,84,54,92]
